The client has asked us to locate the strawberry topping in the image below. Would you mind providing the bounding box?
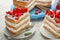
[6,7,28,20]
[35,11,39,15]
[35,8,42,15]
[45,10,60,23]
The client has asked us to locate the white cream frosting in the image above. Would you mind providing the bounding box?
[44,24,60,36]
[6,12,29,21]
[6,16,30,28]
[36,0,51,2]
[7,22,30,33]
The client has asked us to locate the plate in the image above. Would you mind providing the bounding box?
[39,22,56,39]
[4,23,36,39]
[30,7,45,20]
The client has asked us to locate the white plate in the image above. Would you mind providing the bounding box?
[4,23,36,39]
[39,23,56,39]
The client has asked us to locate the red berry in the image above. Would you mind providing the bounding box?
[48,10,52,15]
[9,12,12,15]
[55,17,60,23]
[50,10,56,18]
[13,9,17,14]
[58,15,60,18]
[21,13,23,15]
[56,3,60,10]
[56,10,60,18]
[56,13,59,17]
[16,8,22,13]
[45,10,48,14]
[13,8,22,14]
[53,10,56,14]
[15,17,19,20]
[6,8,28,18]
[21,8,28,13]
[6,11,11,14]
[15,13,19,17]
[45,10,52,15]
[35,11,39,15]
[50,13,55,18]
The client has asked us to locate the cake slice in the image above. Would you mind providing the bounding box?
[13,0,35,10]
[5,7,31,36]
[43,10,60,38]
[36,0,52,8]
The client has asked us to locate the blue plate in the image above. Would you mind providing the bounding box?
[30,7,45,20]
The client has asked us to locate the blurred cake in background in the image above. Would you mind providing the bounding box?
[36,0,52,10]
[36,0,52,7]
[43,10,60,38]
[13,0,36,11]
[5,7,31,36]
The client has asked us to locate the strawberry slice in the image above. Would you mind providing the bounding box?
[55,13,59,17]
[16,8,22,13]
[53,10,56,14]
[6,11,11,14]
[15,13,20,17]
[21,8,28,13]
[50,10,56,18]
[6,7,28,18]
[56,3,60,10]
[56,10,60,18]
[35,11,39,15]
[45,10,52,15]
[50,13,55,18]
[15,17,19,20]
[13,8,21,13]
[45,10,49,14]
[48,10,52,15]
[55,17,60,23]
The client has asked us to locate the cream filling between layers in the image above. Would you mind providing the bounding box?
[6,16,30,28]
[46,15,60,27]
[36,0,51,2]
[17,0,30,2]
[44,24,60,36]
[36,0,51,5]
[6,12,29,21]
[45,18,60,30]
[26,0,35,8]
[7,22,30,33]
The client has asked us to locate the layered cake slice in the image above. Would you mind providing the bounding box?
[5,7,31,36]
[36,0,52,8]
[13,0,35,9]
[43,10,60,38]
